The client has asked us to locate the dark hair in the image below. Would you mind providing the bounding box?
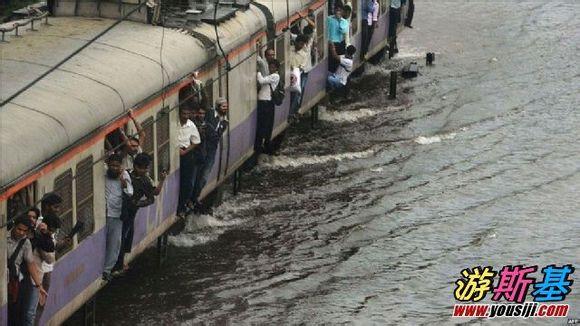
[107,153,123,164]
[41,192,62,209]
[179,105,193,113]
[268,59,280,71]
[295,34,309,45]
[265,48,275,55]
[43,212,62,231]
[335,4,344,11]
[290,23,301,35]
[127,135,140,144]
[133,153,151,168]
[13,214,32,229]
[303,25,314,36]
[346,45,357,56]
[28,207,41,218]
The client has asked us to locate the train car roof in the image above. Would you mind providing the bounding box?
[254,0,309,23]
[191,5,266,56]
[0,9,265,190]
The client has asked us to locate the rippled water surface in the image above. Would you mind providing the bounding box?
[91,1,580,324]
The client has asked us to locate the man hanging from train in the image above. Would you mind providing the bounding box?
[176,106,201,217]
[256,59,281,155]
[327,44,357,92]
[257,48,276,79]
[113,153,166,275]
[102,153,134,282]
[191,98,229,214]
[288,12,316,124]
[361,0,379,60]
[289,34,309,123]
[405,0,414,28]
[389,0,402,55]
[23,213,58,326]
[7,215,47,326]
[327,4,349,73]
[33,192,69,324]
[119,109,146,171]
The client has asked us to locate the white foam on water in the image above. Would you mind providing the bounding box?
[258,149,376,169]
[414,132,458,145]
[191,214,242,229]
[167,200,255,248]
[169,232,220,247]
[319,107,379,123]
[363,64,392,76]
[395,50,427,59]
[370,167,384,173]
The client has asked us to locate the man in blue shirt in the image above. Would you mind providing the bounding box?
[327,4,349,72]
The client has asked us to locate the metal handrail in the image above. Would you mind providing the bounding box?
[0,12,49,42]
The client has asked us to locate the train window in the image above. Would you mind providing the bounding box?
[53,169,73,258]
[7,183,36,222]
[75,156,94,242]
[350,0,359,35]
[204,81,214,108]
[105,127,126,153]
[181,76,211,110]
[316,11,325,63]
[141,117,155,176]
[156,109,170,178]
[275,36,286,83]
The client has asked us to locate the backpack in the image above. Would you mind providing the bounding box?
[270,79,285,106]
[7,239,27,303]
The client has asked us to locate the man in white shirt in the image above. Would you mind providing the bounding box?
[256,59,280,155]
[289,34,309,121]
[103,153,133,281]
[176,106,201,216]
[289,13,316,123]
[327,45,356,91]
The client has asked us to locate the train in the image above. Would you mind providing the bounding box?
[0,0,409,324]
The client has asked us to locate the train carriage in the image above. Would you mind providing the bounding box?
[0,0,407,324]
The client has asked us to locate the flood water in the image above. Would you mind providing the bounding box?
[90,1,579,324]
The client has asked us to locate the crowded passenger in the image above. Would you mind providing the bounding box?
[22,214,59,326]
[26,207,41,230]
[361,0,379,59]
[33,192,66,324]
[7,215,47,326]
[327,44,356,92]
[113,153,166,274]
[256,59,281,155]
[342,2,352,46]
[177,106,201,217]
[103,153,134,282]
[257,48,276,77]
[288,13,316,123]
[191,98,229,213]
[405,0,414,28]
[327,4,349,73]
[119,109,145,171]
[389,0,402,54]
